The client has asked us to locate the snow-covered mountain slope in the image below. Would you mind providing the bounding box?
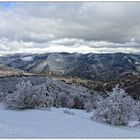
[0,64,25,77]
[0,107,140,138]
[0,76,89,96]
[0,52,140,81]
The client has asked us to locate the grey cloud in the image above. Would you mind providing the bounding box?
[0,2,140,54]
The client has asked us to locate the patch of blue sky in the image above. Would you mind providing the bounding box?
[0,2,15,8]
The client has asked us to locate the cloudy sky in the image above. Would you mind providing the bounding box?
[0,2,140,55]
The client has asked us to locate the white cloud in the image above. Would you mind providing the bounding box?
[0,38,140,56]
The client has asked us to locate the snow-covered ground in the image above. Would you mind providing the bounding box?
[0,106,140,138]
[21,56,33,61]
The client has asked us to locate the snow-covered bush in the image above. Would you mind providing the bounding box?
[4,81,54,110]
[58,93,89,109]
[63,109,74,115]
[59,94,74,108]
[72,94,85,109]
[0,91,7,102]
[84,100,93,112]
[134,101,140,121]
[127,121,140,127]
[92,85,136,126]
[84,94,103,112]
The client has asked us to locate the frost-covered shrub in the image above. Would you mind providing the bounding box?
[72,94,85,109]
[4,81,53,110]
[63,109,74,115]
[84,100,93,112]
[59,94,74,108]
[92,85,136,126]
[84,94,103,112]
[127,121,140,127]
[58,93,89,109]
[0,91,7,102]
[134,101,140,121]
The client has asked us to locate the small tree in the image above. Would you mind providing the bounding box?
[4,81,53,110]
[72,95,85,109]
[59,94,74,108]
[0,91,7,102]
[134,101,140,121]
[84,94,103,112]
[93,85,136,126]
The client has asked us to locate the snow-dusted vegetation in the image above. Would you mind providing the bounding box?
[0,77,140,127]
[0,76,91,110]
[0,76,140,137]
[4,81,51,110]
[92,85,137,126]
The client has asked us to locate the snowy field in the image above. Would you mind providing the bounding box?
[0,106,140,138]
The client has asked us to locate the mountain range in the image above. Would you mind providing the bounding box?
[0,52,140,81]
[0,52,139,98]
